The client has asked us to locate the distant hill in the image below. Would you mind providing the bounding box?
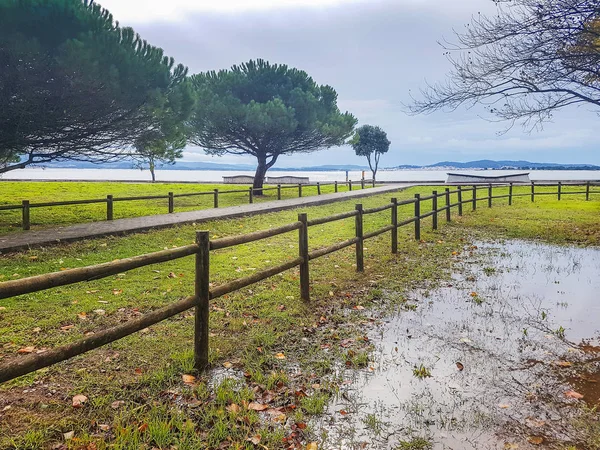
[393,160,600,170]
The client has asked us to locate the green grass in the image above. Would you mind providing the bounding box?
[0,180,364,234]
[0,185,598,448]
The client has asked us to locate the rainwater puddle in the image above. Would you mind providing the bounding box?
[316,240,600,449]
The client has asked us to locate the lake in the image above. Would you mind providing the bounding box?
[1,167,600,183]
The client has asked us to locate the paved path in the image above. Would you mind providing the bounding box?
[0,185,408,253]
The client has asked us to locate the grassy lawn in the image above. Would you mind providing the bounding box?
[0,181,364,235]
[0,185,598,449]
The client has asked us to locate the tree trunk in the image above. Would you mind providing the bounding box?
[149,159,156,182]
[253,159,268,196]
[372,169,376,182]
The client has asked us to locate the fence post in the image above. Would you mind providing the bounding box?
[414,194,421,241]
[194,231,210,372]
[213,189,219,208]
[248,187,253,204]
[586,181,590,201]
[457,186,463,216]
[509,183,513,206]
[317,182,321,195]
[432,191,438,230]
[391,198,398,254]
[361,178,365,189]
[472,186,477,211]
[168,192,174,213]
[298,184,302,198]
[355,204,364,272]
[349,180,353,191]
[106,195,113,221]
[277,185,281,201]
[558,182,562,201]
[445,188,451,222]
[298,213,310,302]
[531,182,535,202]
[488,184,492,208]
[334,181,338,193]
[22,200,30,231]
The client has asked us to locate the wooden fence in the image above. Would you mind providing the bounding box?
[0,179,376,231]
[0,182,598,384]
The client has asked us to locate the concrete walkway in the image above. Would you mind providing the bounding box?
[0,185,408,253]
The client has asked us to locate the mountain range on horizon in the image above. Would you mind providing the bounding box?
[24,159,600,171]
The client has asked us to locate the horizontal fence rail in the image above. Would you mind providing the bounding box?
[1,182,599,383]
[2,179,377,231]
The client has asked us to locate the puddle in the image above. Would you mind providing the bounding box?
[315,240,600,449]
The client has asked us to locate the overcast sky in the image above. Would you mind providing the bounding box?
[99,0,599,167]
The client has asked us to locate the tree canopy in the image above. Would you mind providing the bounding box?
[189,59,357,192]
[0,0,192,173]
[350,125,390,181]
[409,0,600,130]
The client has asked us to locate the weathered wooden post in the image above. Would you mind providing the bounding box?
[488,184,492,208]
[317,182,321,195]
[334,181,338,193]
[277,185,282,200]
[391,198,398,254]
[194,231,210,372]
[298,183,302,198]
[457,186,463,216]
[298,213,310,302]
[414,194,421,241]
[349,180,353,191]
[586,182,590,201]
[213,189,219,208]
[531,182,535,202]
[22,200,30,231]
[558,182,562,201]
[472,186,477,211]
[432,191,438,230]
[248,187,253,204]
[445,188,451,222]
[355,204,364,272]
[168,192,174,213]
[106,195,114,221]
[509,183,513,206]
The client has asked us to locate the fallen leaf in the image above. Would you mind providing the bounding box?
[223,361,233,369]
[248,402,269,411]
[17,346,35,354]
[182,374,196,384]
[306,443,318,450]
[227,403,241,413]
[168,272,177,278]
[111,400,125,409]
[32,327,42,333]
[134,368,143,375]
[498,404,511,409]
[274,352,286,360]
[138,423,148,433]
[60,324,75,331]
[112,289,123,295]
[296,422,308,430]
[527,436,544,445]
[247,435,261,445]
[503,443,519,449]
[77,312,87,320]
[98,424,110,432]
[555,361,572,367]
[352,305,365,310]
[525,418,546,428]
[93,309,106,315]
[72,394,88,408]
[456,362,464,371]
[565,390,584,399]
[339,409,348,415]
[63,431,75,440]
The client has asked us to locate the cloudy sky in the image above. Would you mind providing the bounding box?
[100,0,599,167]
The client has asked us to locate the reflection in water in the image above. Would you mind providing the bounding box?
[315,241,600,449]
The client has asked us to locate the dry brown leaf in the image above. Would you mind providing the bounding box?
[503,444,519,449]
[274,352,286,360]
[63,431,75,440]
[138,423,148,433]
[248,402,269,411]
[98,424,110,432]
[525,418,546,428]
[182,374,196,384]
[352,305,365,310]
[111,400,125,409]
[247,435,261,445]
[112,289,123,295]
[17,346,35,354]
[77,312,87,320]
[565,390,584,399]
[72,394,88,408]
[555,361,573,367]
[306,443,318,450]
[223,361,233,368]
[456,362,464,371]
[227,403,241,413]
[498,403,511,409]
[527,436,544,445]
[339,409,348,415]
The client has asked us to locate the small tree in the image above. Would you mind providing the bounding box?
[189,59,356,194]
[409,0,600,129]
[350,125,390,182]
[132,135,184,182]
